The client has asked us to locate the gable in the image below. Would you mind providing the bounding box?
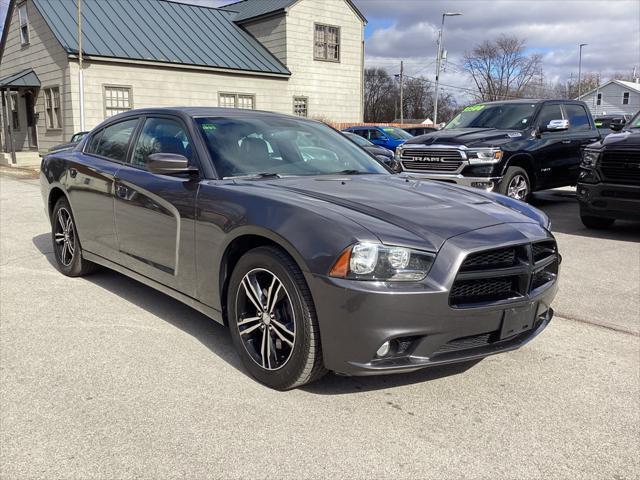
[222,0,366,24]
[30,0,290,75]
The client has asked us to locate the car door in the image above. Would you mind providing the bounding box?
[66,117,140,261]
[562,103,601,184]
[368,128,390,149]
[113,115,200,295]
[532,102,575,188]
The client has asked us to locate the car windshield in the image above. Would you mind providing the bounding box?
[344,132,374,147]
[628,112,640,129]
[196,117,389,178]
[380,127,413,140]
[445,103,537,130]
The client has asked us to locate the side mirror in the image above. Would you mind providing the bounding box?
[609,121,625,132]
[540,119,569,133]
[147,153,197,175]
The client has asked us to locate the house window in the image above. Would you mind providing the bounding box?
[293,97,308,117]
[314,24,340,62]
[44,87,61,129]
[623,92,629,105]
[10,93,19,129]
[219,93,255,109]
[18,4,29,45]
[596,93,602,106]
[104,86,133,117]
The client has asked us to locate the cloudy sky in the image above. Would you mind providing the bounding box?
[2,0,639,100]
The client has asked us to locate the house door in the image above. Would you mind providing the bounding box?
[24,90,37,149]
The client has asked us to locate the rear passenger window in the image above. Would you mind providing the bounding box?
[537,104,563,129]
[565,104,591,131]
[131,117,193,169]
[93,119,139,162]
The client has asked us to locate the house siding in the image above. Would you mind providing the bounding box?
[68,60,291,130]
[580,82,640,117]
[0,0,71,152]
[243,14,287,65]
[285,0,364,122]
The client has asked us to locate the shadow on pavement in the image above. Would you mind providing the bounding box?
[530,189,640,242]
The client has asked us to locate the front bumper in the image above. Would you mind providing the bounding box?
[577,181,640,221]
[307,223,559,376]
[405,172,503,190]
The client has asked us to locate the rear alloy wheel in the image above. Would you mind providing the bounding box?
[51,197,97,277]
[580,214,615,229]
[227,246,326,390]
[499,166,531,202]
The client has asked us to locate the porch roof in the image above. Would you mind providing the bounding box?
[0,69,41,89]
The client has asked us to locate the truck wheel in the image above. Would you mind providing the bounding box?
[580,214,615,229]
[499,167,531,202]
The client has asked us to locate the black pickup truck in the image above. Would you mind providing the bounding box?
[396,99,600,201]
[577,110,640,228]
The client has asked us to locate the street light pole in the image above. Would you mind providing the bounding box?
[577,43,587,98]
[433,12,461,127]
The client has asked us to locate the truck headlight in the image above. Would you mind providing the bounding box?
[329,243,435,281]
[395,146,404,161]
[467,148,503,164]
[581,149,600,168]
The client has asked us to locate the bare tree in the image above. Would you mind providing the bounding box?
[463,35,542,101]
[364,68,397,122]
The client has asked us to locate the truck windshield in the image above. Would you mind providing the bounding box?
[629,112,640,129]
[445,103,537,131]
[380,127,413,140]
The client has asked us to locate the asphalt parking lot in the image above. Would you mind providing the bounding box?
[1,170,638,479]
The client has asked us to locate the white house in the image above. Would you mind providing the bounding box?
[577,79,640,118]
[0,0,366,164]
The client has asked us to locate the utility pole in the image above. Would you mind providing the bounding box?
[577,43,587,98]
[78,0,85,131]
[399,60,404,125]
[433,12,461,127]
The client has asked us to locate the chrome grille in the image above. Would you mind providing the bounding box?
[400,148,463,173]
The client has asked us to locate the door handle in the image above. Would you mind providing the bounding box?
[116,184,128,199]
[69,168,78,178]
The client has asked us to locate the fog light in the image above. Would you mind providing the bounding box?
[471,181,494,190]
[376,341,391,357]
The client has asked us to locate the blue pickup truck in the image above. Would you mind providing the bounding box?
[342,125,413,151]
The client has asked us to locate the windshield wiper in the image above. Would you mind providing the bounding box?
[224,172,282,180]
[332,169,368,175]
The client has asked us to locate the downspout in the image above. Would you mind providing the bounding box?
[3,89,16,164]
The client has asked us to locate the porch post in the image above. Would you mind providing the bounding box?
[3,88,17,164]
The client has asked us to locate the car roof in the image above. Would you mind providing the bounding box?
[106,106,320,122]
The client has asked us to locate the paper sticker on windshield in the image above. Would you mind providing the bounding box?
[594,121,603,127]
[202,124,217,131]
[463,104,485,112]
[382,128,395,132]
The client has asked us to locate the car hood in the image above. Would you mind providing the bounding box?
[365,145,393,157]
[589,129,640,149]
[243,175,546,251]
[405,128,526,148]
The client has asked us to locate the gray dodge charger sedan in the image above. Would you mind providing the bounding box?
[40,107,559,390]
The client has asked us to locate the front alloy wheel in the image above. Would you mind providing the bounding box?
[499,166,531,202]
[236,268,296,370]
[227,246,326,389]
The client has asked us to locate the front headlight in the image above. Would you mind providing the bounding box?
[395,146,404,161]
[467,148,503,164]
[581,149,600,168]
[329,242,435,281]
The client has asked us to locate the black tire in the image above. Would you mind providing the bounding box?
[499,166,531,202]
[580,213,615,229]
[227,246,327,390]
[51,197,98,277]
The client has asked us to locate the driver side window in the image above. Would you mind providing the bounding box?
[369,129,384,140]
[131,117,193,169]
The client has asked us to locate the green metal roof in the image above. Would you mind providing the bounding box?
[31,0,290,75]
[221,0,367,23]
[0,69,41,88]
